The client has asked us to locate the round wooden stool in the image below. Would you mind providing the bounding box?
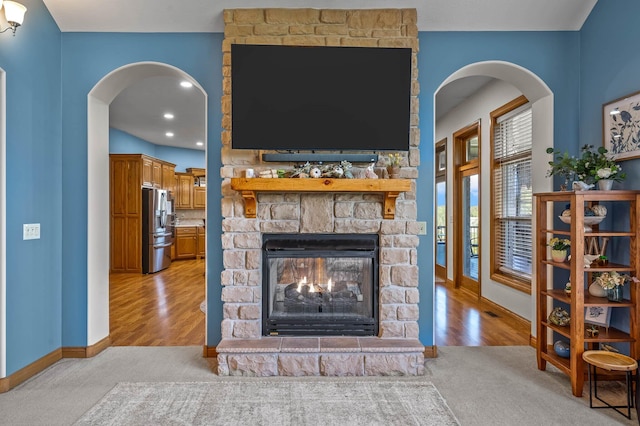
[582,350,638,419]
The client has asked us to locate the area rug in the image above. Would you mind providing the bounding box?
[75,380,459,425]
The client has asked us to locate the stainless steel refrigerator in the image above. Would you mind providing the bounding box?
[142,188,174,274]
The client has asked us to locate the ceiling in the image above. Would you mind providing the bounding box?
[42,0,597,151]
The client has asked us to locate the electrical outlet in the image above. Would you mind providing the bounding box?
[23,223,40,240]
[417,221,427,235]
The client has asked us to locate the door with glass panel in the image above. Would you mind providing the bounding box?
[435,140,447,281]
[454,124,480,296]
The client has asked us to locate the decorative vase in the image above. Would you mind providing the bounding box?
[588,282,607,297]
[551,249,567,263]
[607,286,624,302]
[553,340,570,358]
[387,167,400,179]
[598,179,613,191]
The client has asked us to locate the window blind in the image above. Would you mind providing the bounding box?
[494,106,532,280]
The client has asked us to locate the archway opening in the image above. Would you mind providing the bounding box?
[87,62,208,346]
[433,61,553,345]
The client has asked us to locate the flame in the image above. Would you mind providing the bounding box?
[327,278,332,292]
[297,276,307,292]
[309,282,315,293]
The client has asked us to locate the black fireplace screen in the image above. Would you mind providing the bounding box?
[262,234,379,336]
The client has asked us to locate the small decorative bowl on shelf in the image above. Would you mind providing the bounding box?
[558,215,606,226]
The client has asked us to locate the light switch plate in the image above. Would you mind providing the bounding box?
[23,223,40,240]
[417,221,427,235]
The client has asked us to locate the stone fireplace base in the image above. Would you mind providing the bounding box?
[217,337,424,376]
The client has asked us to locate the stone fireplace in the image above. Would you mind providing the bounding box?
[218,8,424,376]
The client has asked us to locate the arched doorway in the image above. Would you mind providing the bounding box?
[434,61,553,344]
[86,62,208,346]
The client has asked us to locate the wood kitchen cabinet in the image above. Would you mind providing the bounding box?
[175,173,194,209]
[110,154,176,273]
[142,156,163,189]
[197,226,206,259]
[175,226,198,259]
[162,163,176,194]
[193,187,206,209]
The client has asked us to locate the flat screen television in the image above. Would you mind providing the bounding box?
[231,44,412,152]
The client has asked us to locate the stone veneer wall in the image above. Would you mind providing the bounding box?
[218,8,422,375]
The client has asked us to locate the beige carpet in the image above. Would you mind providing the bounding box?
[74,380,459,426]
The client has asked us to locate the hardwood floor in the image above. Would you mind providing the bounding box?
[109,260,529,347]
[109,259,206,346]
[435,280,531,346]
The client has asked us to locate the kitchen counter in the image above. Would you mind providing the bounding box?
[175,219,204,227]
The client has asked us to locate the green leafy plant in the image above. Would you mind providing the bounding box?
[545,147,577,185]
[575,144,626,183]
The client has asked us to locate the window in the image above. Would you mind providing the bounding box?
[490,96,532,293]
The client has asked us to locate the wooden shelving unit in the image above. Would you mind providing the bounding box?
[534,190,640,397]
[230,178,411,219]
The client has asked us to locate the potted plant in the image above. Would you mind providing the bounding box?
[548,237,571,262]
[575,144,625,190]
[546,148,577,190]
[385,153,403,178]
[593,271,638,302]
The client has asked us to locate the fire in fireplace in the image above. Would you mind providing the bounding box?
[262,234,379,336]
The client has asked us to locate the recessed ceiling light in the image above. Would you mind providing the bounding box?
[166,132,174,137]
[180,81,193,88]
[610,108,620,115]
[164,113,174,119]
[196,141,204,146]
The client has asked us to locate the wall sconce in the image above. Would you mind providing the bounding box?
[0,1,27,36]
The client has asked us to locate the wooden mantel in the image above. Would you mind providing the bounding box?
[230,178,411,219]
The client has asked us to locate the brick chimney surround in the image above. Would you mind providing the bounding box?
[218,8,425,376]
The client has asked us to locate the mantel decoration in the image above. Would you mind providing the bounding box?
[548,237,570,262]
[592,271,638,302]
[285,161,354,179]
[385,153,403,179]
[603,90,640,161]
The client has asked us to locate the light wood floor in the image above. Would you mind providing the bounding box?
[435,279,530,346]
[109,259,206,346]
[110,262,529,347]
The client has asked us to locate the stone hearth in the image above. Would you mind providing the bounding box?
[218,8,423,376]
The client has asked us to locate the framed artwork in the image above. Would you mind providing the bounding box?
[584,306,612,328]
[602,90,640,161]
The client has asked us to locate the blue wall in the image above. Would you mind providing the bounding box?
[0,0,62,375]
[109,128,155,155]
[416,31,581,344]
[60,33,223,348]
[155,145,205,172]
[579,0,640,340]
[580,0,640,187]
[109,128,206,172]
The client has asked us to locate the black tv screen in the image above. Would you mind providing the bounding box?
[231,44,411,152]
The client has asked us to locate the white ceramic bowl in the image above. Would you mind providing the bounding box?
[558,215,605,225]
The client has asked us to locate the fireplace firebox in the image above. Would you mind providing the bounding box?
[262,234,379,336]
